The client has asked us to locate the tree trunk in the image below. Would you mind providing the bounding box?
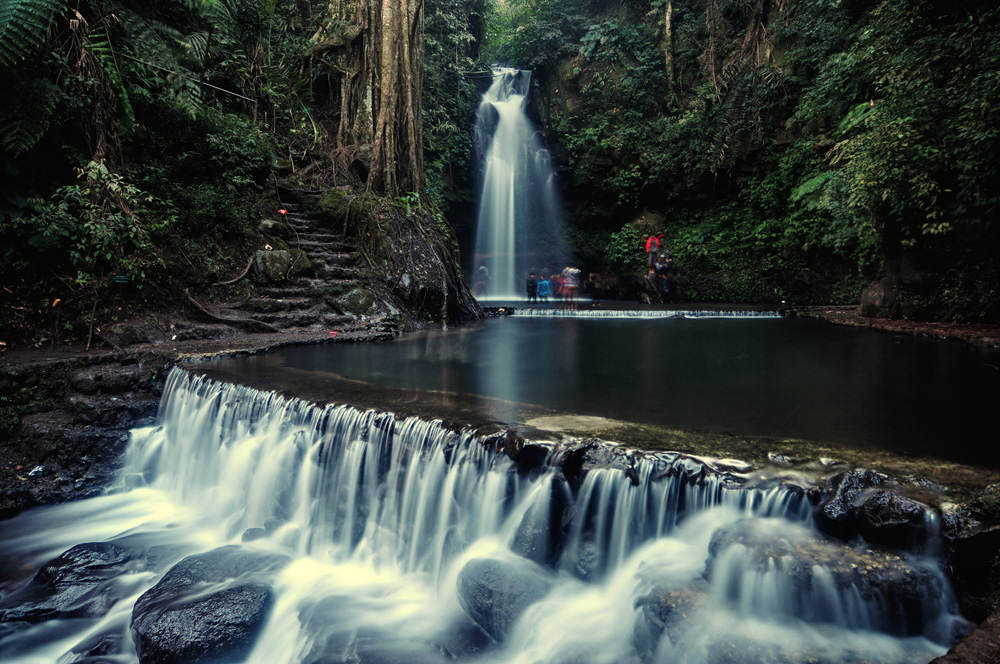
[664,0,674,96]
[705,0,720,91]
[310,0,424,196]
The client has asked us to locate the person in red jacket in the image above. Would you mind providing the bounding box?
[645,233,664,269]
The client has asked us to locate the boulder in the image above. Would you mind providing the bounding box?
[510,474,572,566]
[706,518,950,636]
[930,609,1000,664]
[856,489,930,549]
[633,585,707,658]
[335,288,375,316]
[457,556,554,641]
[253,249,312,282]
[130,546,288,664]
[814,469,888,540]
[943,484,1000,620]
[0,542,140,623]
[257,218,290,238]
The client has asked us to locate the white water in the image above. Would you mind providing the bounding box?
[473,67,568,298]
[0,368,961,663]
[509,309,783,319]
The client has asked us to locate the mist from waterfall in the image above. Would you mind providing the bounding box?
[473,67,568,299]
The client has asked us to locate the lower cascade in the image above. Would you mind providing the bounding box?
[0,367,965,663]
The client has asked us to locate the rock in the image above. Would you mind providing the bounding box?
[335,288,375,316]
[241,527,267,542]
[943,484,1000,620]
[510,474,571,566]
[814,469,888,540]
[766,452,796,467]
[70,363,149,395]
[0,542,139,623]
[929,609,1000,664]
[457,556,553,641]
[707,518,949,636]
[130,546,288,664]
[253,249,312,282]
[855,489,931,549]
[633,585,707,657]
[257,218,290,238]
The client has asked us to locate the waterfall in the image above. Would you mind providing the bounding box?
[473,67,568,299]
[509,309,783,319]
[0,367,963,664]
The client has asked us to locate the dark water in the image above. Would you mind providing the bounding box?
[268,317,999,465]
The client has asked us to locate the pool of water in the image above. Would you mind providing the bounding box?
[258,317,999,465]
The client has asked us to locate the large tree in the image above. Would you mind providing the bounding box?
[310,0,425,196]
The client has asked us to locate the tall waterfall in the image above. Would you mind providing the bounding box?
[0,368,964,663]
[473,67,568,299]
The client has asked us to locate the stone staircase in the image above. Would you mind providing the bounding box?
[221,205,367,332]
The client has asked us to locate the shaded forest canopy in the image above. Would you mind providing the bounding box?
[1,0,999,344]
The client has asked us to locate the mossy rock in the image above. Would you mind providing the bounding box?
[336,288,375,316]
[253,249,312,282]
[319,189,352,222]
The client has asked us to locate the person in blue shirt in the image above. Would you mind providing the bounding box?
[536,275,552,302]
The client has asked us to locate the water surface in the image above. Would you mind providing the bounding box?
[269,317,1000,465]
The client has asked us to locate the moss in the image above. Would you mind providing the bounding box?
[336,288,375,316]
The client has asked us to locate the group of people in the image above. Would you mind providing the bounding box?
[644,232,673,303]
[525,266,582,308]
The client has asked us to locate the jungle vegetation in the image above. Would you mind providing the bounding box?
[1,0,997,345]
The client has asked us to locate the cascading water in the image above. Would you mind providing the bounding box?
[0,367,965,663]
[509,309,783,319]
[473,67,568,299]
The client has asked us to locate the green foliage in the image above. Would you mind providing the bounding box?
[0,0,64,68]
[484,0,1000,319]
[4,160,155,284]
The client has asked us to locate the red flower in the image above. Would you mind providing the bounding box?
[278,209,288,216]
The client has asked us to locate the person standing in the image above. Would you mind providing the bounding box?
[537,275,552,303]
[526,272,538,303]
[562,265,581,310]
[645,233,663,269]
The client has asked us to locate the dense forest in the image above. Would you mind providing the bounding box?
[2,0,999,347]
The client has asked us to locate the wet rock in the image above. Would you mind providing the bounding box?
[65,631,124,662]
[814,469,888,540]
[943,484,1000,620]
[510,474,571,566]
[766,452,797,467]
[855,489,930,549]
[929,609,1000,664]
[551,439,635,486]
[707,518,948,636]
[0,542,140,623]
[437,618,494,659]
[457,556,554,641]
[130,546,288,664]
[241,527,266,542]
[633,585,707,658]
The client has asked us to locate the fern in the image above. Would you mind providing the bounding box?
[0,0,65,68]
[0,77,59,155]
[87,27,136,126]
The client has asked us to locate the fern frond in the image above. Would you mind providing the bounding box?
[0,0,66,68]
[0,77,60,155]
[87,27,135,126]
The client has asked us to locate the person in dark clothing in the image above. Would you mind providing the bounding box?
[526,272,538,302]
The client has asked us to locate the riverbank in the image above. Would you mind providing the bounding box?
[787,306,1000,349]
